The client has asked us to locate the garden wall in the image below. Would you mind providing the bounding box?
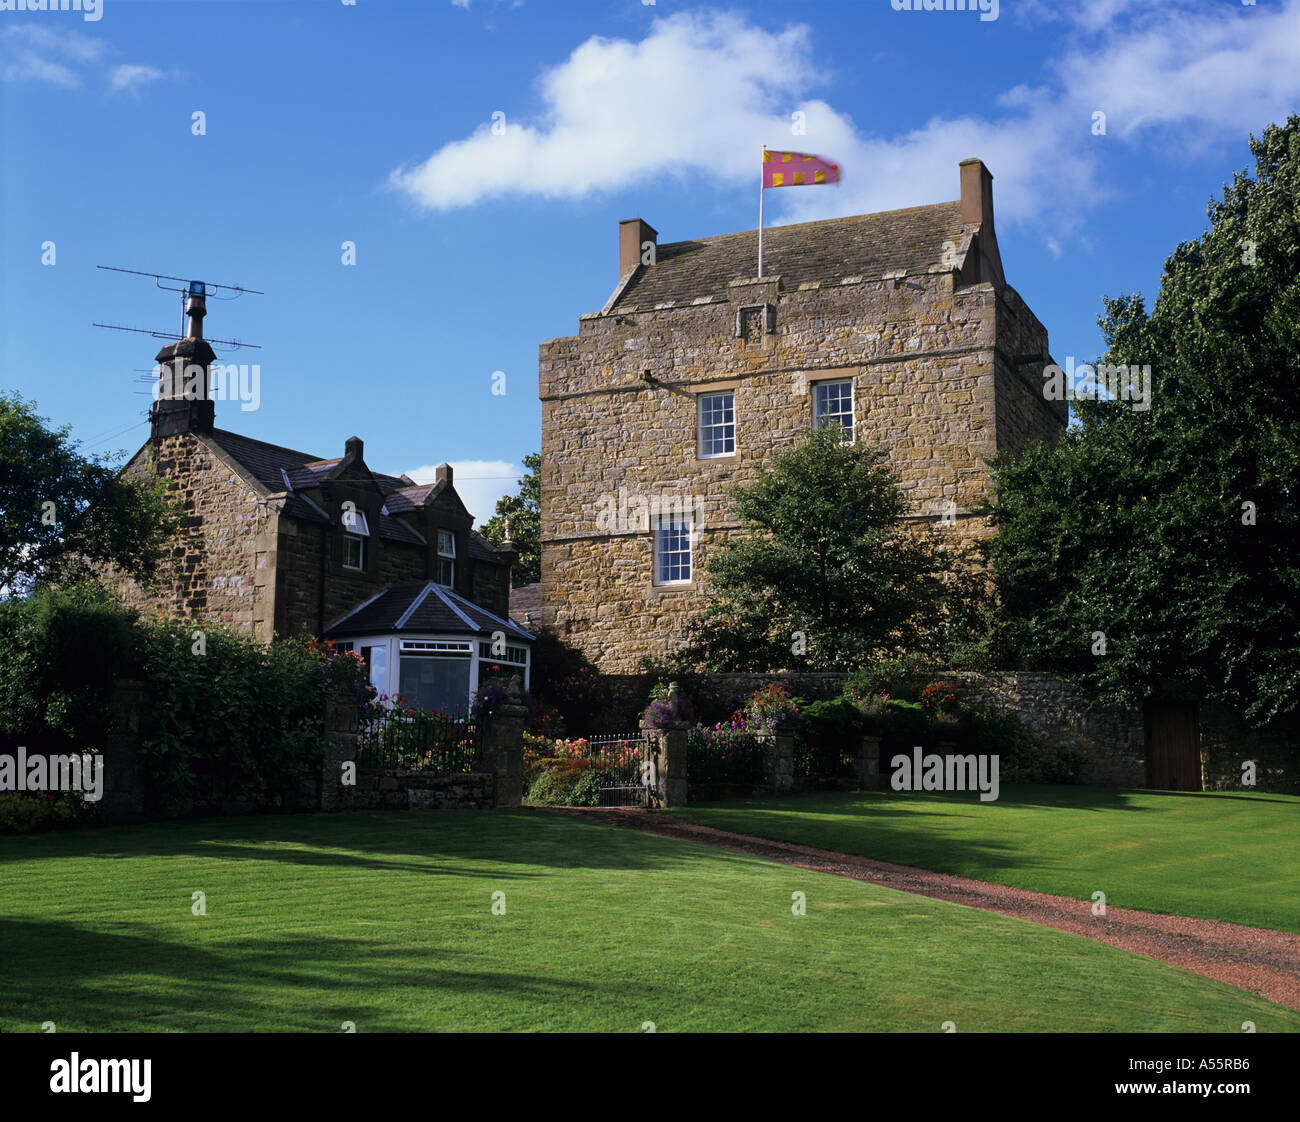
[331,769,496,811]
[668,669,1297,793]
[946,672,1145,787]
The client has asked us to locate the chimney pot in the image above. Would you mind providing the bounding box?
[959,158,995,230]
[619,218,657,281]
[184,280,207,340]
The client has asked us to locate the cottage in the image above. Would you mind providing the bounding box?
[115,284,531,710]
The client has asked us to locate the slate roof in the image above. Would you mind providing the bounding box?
[609,202,965,313]
[324,581,535,642]
[202,428,489,553]
[508,581,542,629]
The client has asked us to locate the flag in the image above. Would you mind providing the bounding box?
[762,149,840,188]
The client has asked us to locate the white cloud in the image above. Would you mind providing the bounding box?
[1,26,169,96]
[109,63,165,95]
[1,24,104,86]
[2,51,78,87]
[404,459,523,527]
[390,13,812,211]
[390,5,1300,244]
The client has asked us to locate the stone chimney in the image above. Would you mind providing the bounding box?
[957,158,1004,287]
[435,462,453,485]
[150,280,216,442]
[619,218,657,280]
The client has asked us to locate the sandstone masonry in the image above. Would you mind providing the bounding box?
[538,159,1066,672]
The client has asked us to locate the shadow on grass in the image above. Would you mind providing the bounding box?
[0,916,643,1032]
[683,783,1283,816]
[0,807,760,877]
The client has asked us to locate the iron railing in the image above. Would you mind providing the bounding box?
[356,706,485,773]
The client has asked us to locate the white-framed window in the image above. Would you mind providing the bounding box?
[654,516,693,585]
[697,391,736,458]
[343,533,366,571]
[477,641,529,666]
[342,508,370,536]
[398,640,472,714]
[813,378,854,440]
[342,506,369,571]
[436,530,455,586]
[361,643,387,693]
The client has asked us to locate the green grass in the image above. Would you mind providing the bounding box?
[0,810,1296,1032]
[675,786,1300,932]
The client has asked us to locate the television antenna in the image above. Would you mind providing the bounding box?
[93,264,264,350]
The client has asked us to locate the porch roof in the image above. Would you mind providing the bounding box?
[323,581,535,643]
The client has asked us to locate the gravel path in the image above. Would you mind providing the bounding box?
[547,807,1300,1012]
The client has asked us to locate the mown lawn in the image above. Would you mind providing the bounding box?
[1,809,1295,1033]
[675,786,1300,932]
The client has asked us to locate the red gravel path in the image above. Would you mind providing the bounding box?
[547,807,1300,1012]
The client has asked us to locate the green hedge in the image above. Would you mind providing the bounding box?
[0,582,364,820]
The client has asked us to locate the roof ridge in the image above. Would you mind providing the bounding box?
[658,200,961,251]
[211,427,323,463]
[443,584,532,639]
[428,584,479,631]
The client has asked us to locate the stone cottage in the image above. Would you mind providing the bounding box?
[537,158,1065,673]
[115,285,532,710]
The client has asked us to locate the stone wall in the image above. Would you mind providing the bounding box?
[539,266,1064,673]
[947,671,1146,787]
[116,435,278,641]
[1200,705,1299,795]
[332,769,496,811]
[652,670,1298,793]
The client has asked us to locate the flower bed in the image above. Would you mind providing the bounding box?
[523,733,645,806]
[687,720,766,797]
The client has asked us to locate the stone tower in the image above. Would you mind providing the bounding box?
[537,158,1066,673]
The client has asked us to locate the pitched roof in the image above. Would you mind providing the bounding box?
[206,428,320,488]
[202,428,489,552]
[324,581,535,641]
[508,581,542,629]
[608,202,965,313]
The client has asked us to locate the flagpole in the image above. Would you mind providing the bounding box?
[758,147,765,278]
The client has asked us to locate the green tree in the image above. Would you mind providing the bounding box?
[987,118,1300,789]
[478,452,540,586]
[685,426,971,671]
[0,393,183,595]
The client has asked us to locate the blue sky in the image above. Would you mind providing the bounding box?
[2,0,1297,523]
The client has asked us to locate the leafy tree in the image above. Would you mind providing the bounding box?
[684,426,972,672]
[987,118,1300,789]
[478,452,540,586]
[0,393,183,595]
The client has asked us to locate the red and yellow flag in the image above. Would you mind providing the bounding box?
[762,149,840,188]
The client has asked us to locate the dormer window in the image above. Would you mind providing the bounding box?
[435,530,455,586]
[342,507,369,571]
